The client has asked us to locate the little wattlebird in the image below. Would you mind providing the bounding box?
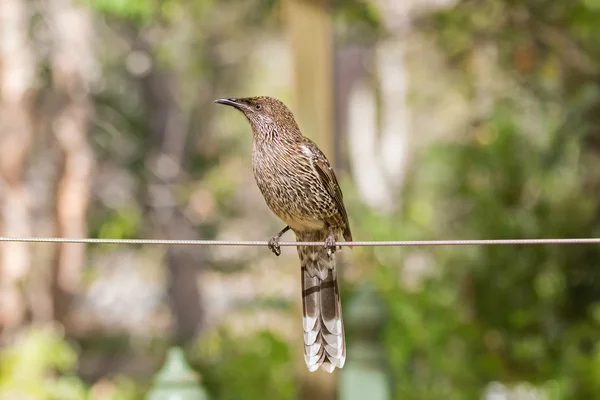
[215,96,352,373]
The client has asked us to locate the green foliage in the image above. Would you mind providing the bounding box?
[355,97,600,398]
[84,0,155,21]
[193,329,296,400]
[334,0,384,41]
[94,204,143,240]
[426,0,600,88]
[352,2,600,397]
[0,327,141,400]
[0,327,85,400]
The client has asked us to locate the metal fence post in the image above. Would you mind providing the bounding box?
[339,283,390,400]
[146,347,209,400]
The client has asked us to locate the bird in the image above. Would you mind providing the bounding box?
[215,96,353,373]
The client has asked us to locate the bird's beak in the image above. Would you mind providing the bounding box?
[214,98,248,111]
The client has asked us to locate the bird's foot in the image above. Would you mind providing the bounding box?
[268,235,282,256]
[324,231,337,259]
[268,226,290,256]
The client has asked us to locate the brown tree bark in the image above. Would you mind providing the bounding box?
[48,0,96,324]
[0,0,36,331]
[132,35,205,343]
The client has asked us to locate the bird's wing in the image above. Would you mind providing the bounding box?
[303,139,353,242]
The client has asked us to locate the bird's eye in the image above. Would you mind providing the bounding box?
[255,104,262,110]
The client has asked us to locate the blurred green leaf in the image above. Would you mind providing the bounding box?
[84,0,154,21]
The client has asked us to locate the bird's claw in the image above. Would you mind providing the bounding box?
[268,235,282,256]
[324,236,337,258]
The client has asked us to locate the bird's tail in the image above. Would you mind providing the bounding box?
[297,230,345,373]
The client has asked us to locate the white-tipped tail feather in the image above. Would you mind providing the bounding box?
[299,234,346,373]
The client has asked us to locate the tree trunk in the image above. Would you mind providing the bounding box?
[133,36,205,343]
[48,0,96,324]
[0,0,36,331]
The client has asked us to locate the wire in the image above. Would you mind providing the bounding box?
[0,237,599,246]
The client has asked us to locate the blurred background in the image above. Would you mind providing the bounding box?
[1,0,600,399]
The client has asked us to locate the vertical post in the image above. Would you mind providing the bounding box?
[283,0,337,400]
[284,1,337,399]
[283,0,335,164]
[339,283,390,400]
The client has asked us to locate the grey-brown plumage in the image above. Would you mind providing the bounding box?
[215,96,353,373]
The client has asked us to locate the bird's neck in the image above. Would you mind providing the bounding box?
[252,122,303,146]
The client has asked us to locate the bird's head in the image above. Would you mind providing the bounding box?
[215,96,300,137]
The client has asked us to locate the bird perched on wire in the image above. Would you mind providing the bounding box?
[215,96,352,373]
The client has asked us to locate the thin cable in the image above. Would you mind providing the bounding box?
[0,237,599,246]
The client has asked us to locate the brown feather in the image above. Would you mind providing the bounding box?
[299,230,346,372]
[215,95,352,373]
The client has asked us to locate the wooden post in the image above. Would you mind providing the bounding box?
[283,0,335,164]
[283,1,337,399]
